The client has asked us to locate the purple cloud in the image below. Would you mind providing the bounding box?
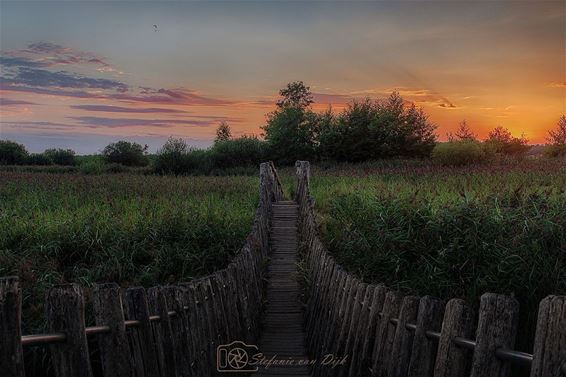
[19,42,111,68]
[0,56,48,68]
[1,121,76,131]
[69,116,217,128]
[2,68,129,92]
[1,42,233,107]
[70,105,188,114]
[0,98,38,106]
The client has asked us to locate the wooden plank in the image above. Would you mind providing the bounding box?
[125,287,160,377]
[0,276,25,377]
[371,291,402,377]
[407,296,445,377]
[358,285,387,377]
[163,286,192,376]
[147,287,177,377]
[340,283,370,377]
[433,299,474,377]
[530,295,566,377]
[180,282,206,377]
[46,284,93,377]
[92,283,134,377]
[388,295,420,377]
[470,293,519,377]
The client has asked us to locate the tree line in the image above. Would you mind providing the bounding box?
[1,81,565,171]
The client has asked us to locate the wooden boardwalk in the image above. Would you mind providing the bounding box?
[256,201,311,376]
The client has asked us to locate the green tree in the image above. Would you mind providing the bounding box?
[548,115,566,145]
[276,81,314,109]
[545,115,566,157]
[449,120,477,142]
[44,148,76,165]
[215,121,233,143]
[262,81,319,164]
[102,141,149,166]
[0,140,28,165]
[485,126,530,155]
[155,137,195,175]
[319,92,437,161]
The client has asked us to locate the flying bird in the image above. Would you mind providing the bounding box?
[153,24,158,32]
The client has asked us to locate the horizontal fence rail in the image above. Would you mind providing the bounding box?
[0,161,284,377]
[294,160,566,377]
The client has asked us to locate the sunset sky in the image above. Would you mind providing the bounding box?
[1,1,564,153]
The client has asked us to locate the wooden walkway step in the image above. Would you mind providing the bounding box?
[256,202,311,377]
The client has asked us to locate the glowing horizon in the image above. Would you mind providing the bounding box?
[0,1,564,153]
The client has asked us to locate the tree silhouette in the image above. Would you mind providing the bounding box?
[215,121,233,142]
[276,81,314,109]
[548,115,566,145]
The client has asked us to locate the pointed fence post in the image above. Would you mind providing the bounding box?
[388,295,420,377]
[530,295,566,377]
[470,293,519,377]
[408,296,446,377]
[46,284,93,377]
[433,299,475,377]
[0,277,25,377]
[147,287,177,377]
[92,283,134,377]
[371,291,402,377]
[125,287,160,377]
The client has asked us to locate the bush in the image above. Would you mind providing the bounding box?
[79,158,105,174]
[102,141,149,166]
[44,148,76,165]
[26,153,52,166]
[544,144,566,158]
[154,137,202,175]
[432,141,486,166]
[210,136,267,169]
[0,140,28,165]
[318,94,437,162]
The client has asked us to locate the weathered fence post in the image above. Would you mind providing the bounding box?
[125,287,160,377]
[408,296,446,377]
[341,283,372,377]
[163,286,192,377]
[92,283,134,377]
[433,298,475,377]
[388,295,420,377]
[371,291,402,377]
[147,287,177,377]
[0,277,25,377]
[470,293,519,377]
[530,295,566,377]
[46,284,93,377]
[358,285,387,377]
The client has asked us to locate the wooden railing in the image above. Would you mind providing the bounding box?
[294,160,566,377]
[0,161,284,377]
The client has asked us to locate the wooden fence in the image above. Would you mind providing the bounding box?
[294,160,566,377]
[0,161,284,377]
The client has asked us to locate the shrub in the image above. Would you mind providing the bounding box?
[544,144,566,158]
[26,153,52,166]
[0,140,29,165]
[102,141,149,166]
[154,137,199,175]
[432,141,486,166]
[44,148,76,165]
[79,158,105,174]
[210,136,267,169]
[319,93,437,162]
[485,126,530,156]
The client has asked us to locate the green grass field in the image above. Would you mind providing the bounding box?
[304,158,566,350]
[2,159,565,348]
[0,172,259,331]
